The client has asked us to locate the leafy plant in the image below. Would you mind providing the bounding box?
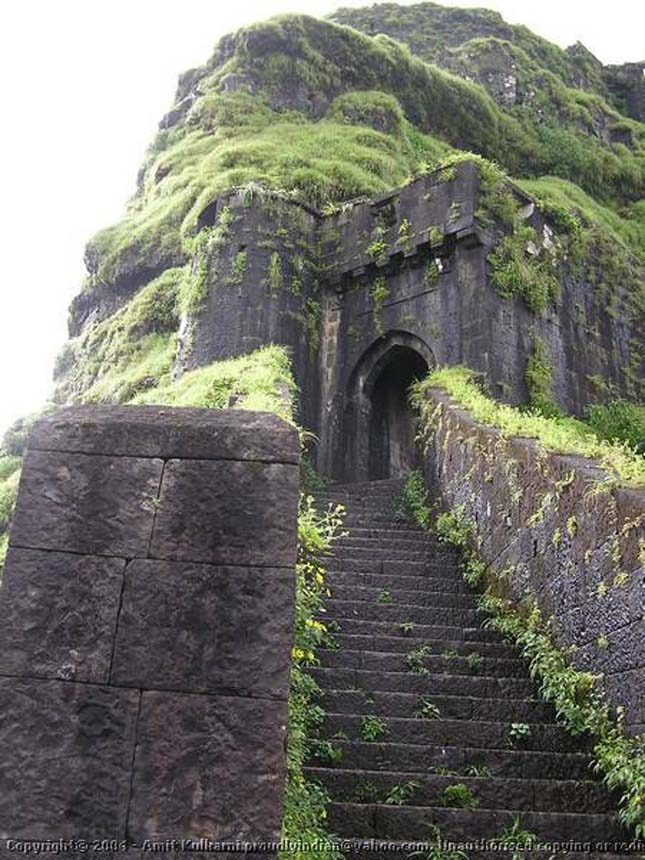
[586,400,645,453]
[407,643,432,674]
[360,715,389,742]
[351,780,381,802]
[442,783,479,809]
[399,620,416,635]
[281,492,346,858]
[464,764,492,778]
[509,722,532,744]
[415,698,441,720]
[397,470,431,529]
[497,815,538,858]
[377,589,393,605]
[385,779,421,806]
[312,739,344,765]
[385,779,421,805]
[466,652,484,672]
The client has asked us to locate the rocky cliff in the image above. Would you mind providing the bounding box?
[51,3,643,411]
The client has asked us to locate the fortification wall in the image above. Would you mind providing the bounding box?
[0,407,299,848]
[422,388,645,733]
[166,160,640,480]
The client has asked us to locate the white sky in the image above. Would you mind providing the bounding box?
[0,0,642,437]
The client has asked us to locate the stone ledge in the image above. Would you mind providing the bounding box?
[28,406,300,464]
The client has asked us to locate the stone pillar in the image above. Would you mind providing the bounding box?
[0,406,300,849]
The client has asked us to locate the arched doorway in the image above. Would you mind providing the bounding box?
[367,345,429,479]
[342,331,435,482]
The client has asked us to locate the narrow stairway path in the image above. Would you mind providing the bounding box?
[306,479,633,859]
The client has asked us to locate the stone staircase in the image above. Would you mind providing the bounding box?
[305,479,632,859]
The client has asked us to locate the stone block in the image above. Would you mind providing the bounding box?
[29,406,299,465]
[111,559,294,698]
[128,691,288,841]
[0,678,139,839]
[10,449,162,558]
[150,459,299,567]
[0,549,125,683]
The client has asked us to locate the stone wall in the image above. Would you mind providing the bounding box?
[422,389,645,734]
[158,160,641,482]
[0,406,300,849]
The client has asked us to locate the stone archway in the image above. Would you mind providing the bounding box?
[343,331,435,482]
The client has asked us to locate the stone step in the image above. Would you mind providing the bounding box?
[317,649,527,678]
[308,667,536,699]
[321,618,503,643]
[331,633,516,658]
[334,526,437,540]
[325,558,459,574]
[328,583,478,608]
[317,689,554,722]
[335,534,442,550]
[326,802,626,842]
[319,598,481,625]
[308,739,595,781]
[327,570,467,591]
[305,767,616,814]
[320,713,588,754]
[331,546,452,562]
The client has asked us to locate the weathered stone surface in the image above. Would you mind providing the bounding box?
[29,406,299,465]
[128,691,288,841]
[0,549,125,683]
[424,388,645,732]
[111,560,294,698]
[0,678,139,839]
[10,449,162,557]
[150,459,299,567]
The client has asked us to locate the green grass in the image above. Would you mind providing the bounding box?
[519,175,645,257]
[413,366,645,487]
[80,10,644,300]
[130,344,296,420]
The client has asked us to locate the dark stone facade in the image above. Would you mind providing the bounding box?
[0,407,299,847]
[422,388,645,734]
[172,160,641,483]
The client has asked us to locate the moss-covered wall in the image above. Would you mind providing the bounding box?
[111,159,639,481]
[420,386,645,734]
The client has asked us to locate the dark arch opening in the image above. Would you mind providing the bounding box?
[367,345,429,480]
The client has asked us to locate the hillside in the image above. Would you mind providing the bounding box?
[2,1,644,571]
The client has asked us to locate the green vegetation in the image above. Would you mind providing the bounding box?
[497,814,538,856]
[442,783,479,809]
[371,275,389,334]
[415,698,441,720]
[407,643,431,674]
[360,714,389,742]
[229,248,248,285]
[130,344,296,419]
[586,400,645,453]
[434,503,645,837]
[487,225,559,313]
[509,722,532,744]
[397,469,432,529]
[376,589,392,605]
[76,9,644,321]
[412,366,645,486]
[385,779,421,805]
[0,459,20,574]
[524,335,558,417]
[281,494,345,858]
[331,5,645,207]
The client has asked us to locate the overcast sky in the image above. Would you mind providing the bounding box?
[0,0,642,436]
